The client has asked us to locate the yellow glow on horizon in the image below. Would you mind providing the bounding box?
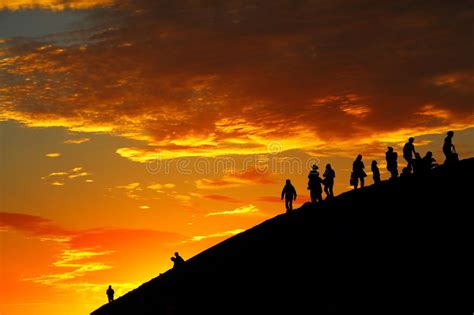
[0,0,113,10]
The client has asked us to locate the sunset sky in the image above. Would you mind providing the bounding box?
[0,1,473,314]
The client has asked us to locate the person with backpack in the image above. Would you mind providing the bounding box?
[281,179,297,212]
[307,164,323,204]
[322,164,336,199]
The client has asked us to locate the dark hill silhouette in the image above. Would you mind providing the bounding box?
[92,158,474,315]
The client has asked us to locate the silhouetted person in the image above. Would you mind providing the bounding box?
[412,152,423,175]
[351,155,366,189]
[281,179,297,213]
[403,137,416,172]
[323,163,336,198]
[171,252,185,268]
[385,147,398,179]
[422,151,438,170]
[106,285,114,303]
[400,167,411,178]
[371,160,381,184]
[307,164,323,204]
[443,131,458,164]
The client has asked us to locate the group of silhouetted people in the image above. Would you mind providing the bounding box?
[281,163,336,212]
[281,131,459,211]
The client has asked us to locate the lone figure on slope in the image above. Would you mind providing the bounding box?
[443,131,458,164]
[106,285,115,303]
[322,163,336,198]
[281,179,297,213]
[403,137,417,172]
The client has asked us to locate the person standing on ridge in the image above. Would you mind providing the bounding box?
[403,137,416,172]
[443,131,458,164]
[385,147,398,179]
[351,155,366,189]
[281,179,297,213]
[371,160,381,184]
[106,285,115,303]
[307,164,323,204]
[322,164,336,198]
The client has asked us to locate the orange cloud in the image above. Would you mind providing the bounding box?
[256,196,281,203]
[196,168,277,190]
[1,212,183,292]
[1,0,473,162]
[202,194,241,203]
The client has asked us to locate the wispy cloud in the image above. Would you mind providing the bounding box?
[42,167,91,185]
[147,183,176,192]
[1,212,183,289]
[45,152,61,158]
[202,194,241,203]
[196,168,276,190]
[256,196,281,203]
[64,137,90,144]
[206,204,259,217]
[190,229,245,242]
[24,249,114,285]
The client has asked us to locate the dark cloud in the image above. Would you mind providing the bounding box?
[1,0,473,159]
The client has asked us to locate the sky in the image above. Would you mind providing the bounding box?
[0,1,473,314]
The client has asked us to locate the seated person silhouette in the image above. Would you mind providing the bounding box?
[400,167,411,178]
[106,285,115,303]
[171,252,185,269]
[422,151,438,170]
[371,160,381,184]
[281,179,297,213]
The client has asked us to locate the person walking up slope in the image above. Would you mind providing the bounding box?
[322,164,336,198]
[351,155,366,189]
[281,179,297,213]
